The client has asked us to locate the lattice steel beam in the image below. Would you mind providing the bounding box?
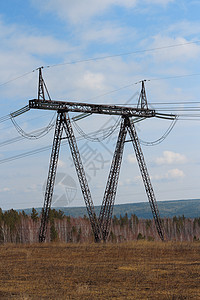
[37,67,51,101]
[29,99,155,118]
[38,68,45,101]
[99,117,128,241]
[127,117,165,241]
[137,80,148,110]
[39,112,64,242]
[63,113,102,242]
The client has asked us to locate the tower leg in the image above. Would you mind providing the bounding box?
[63,113,101,242]
[39,112,64,242]
[99,117,128,241]
[127,117,165,241]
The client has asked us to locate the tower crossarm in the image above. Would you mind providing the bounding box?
[62,113,102,242]
[126,117,165,241]
[99,116,128,241]
[29,99,156,118]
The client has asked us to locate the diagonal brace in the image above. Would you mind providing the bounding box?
[99,116,128,241]
[63,113,102,242]
[127,117,165,241]
[39,112,64,242]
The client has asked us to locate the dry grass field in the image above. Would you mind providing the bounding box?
[0,241,199,299]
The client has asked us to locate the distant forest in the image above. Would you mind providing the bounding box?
[0,208,200,243]
[17,198,200,219]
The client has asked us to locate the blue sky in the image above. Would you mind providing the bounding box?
[1,0,200,211]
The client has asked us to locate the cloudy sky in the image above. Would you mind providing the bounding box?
[0,0,200,211]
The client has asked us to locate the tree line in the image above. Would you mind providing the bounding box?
[0,208,199,243]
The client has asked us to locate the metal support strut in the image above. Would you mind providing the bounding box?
[63,113,101,242]
[39,112,64,242]
[137,80,148,110]
[37,67,51,101]
[99,117,127,241]
[127,117,165,241]
[39,112,101,242]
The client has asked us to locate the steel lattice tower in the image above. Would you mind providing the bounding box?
[30,70,172,243]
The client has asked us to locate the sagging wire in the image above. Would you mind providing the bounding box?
[139,116,178,146]
[71,90,140,142]
[0,122,129,164]
[0,103,56,140]
[0,105,30,124]
[10,110,93,140]
[10,112,56,140]
[73,117,121,142]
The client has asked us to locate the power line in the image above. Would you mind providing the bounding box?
[1,100,200,152]
[0,144,53,164]
[0,123,121,164]
[44,40,200,69]
[149,73,200,81]
[139,117,178,146]
[0,70,36,87]
[1,40,200,88]
[0,105,30,124]
[0,112,189,164]
[11,112,56,140]
[0,112,58,133]
[0,99,200,128]
[142,101,200,105]
[1,105,200,152]
[73,117,121,142]
[154,108,200,111]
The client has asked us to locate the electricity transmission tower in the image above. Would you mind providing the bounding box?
[29,69,174,242]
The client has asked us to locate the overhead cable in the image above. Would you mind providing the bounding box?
[0,122,124,164]
[0,70,36,87]
[1,40,200,88]
[0,105,30,124]
[73,117,121,142]
[44,40,200,69]
[139,117,178,146]
[10,112,56,140]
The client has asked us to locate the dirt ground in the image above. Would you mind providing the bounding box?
[0,241,199,299]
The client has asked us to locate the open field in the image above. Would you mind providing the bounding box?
[0,241,199,299]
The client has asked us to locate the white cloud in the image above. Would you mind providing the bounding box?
[0,13,142,103]
[32,54,141,104]
[77,21,138,47]
[155,151,187,165]
[32,0,137,24]
[81,24,133,44]
[150,35,200,63]
[78,71,106,90]
[127,154,137,164]
[14,35,72,56]
[119,178,137,186]
[0,187,10,192]
[32,0,174,24]
[152,168,185,181]
[145,0,174,4]
[0,19,75,100]
[167,21,200,37]
[0,19,72,56]
[167,168,185,179]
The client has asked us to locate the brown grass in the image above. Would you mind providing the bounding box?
[0,241,199,299]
